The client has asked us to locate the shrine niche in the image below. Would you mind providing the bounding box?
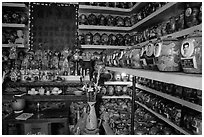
[30,3,78,51]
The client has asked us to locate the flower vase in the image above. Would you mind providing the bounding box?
[86,101,97,130]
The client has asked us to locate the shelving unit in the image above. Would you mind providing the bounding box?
[102,95,132,99]
[104,81,132,86]
[5,81,84,87]
[2,44,26,48]
[79,2,202,135]
[78,25,131,32]
[2,2,27,8]
[135,101,191,135]
[106,67,202,90]
[2,23,26,28]
[80,45,131,50]
[3,94,87,102]
[136,84,202,112]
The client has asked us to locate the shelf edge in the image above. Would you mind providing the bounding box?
[106,67,202,90]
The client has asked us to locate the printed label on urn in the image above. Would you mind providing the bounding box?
[146,58,154,65]
[181,56,197,69]
[140,59,147,66]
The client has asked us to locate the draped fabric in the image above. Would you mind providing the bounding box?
[30,3,78,51]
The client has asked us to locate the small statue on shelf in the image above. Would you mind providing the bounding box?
[15,30,25,45]
[9,44,17,60]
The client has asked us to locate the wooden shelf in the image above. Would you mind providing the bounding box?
[135,101,191,135]
[102,95,132,99]
[2,23,26,28]
[5,81,84,87]
[3,94,87,102]
[79,5,130,15]
[136,84,202,112]
[80,45,131,50]
[104,81,132,86]
[2,2,27,8]
[78,25,131,32]
[131,2,183,31]
[79,3,147,16]
[106,67,202,90]
[133,24,202,47]
[2,44,26,48]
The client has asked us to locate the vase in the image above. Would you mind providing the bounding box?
[11,98,25,113]
[86,102,98,130]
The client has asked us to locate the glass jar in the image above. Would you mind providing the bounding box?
[185,4,199,28]
[115,86,123,95]
[161,22,168,36]
[114,72,121,81]
[130,48,142,69]
[169,16,176,33]
[98,14,106,26]
[173,85,183,98]
[106,15,116,26]
[108,34,117,45]
[101,33,109,45]
[145,41,157,70]
[198,5,202,22]
[108,2,115,7]
[149,26,157,39]
[196,89,202,105]
[99,2,106,7]
[84,32,93,45]
[137,12,143,21]
[156,24,162,37]
[126,2,134,9]
[20,12,28,24]
[176,12,185,31]
[139,46,147,69]
[124,17,131,27]
[123,50,131,67]
[130,13,137,26]
[124,34,131,46]
[154,37,182,71]
[93,33,101,45]
[107,86,114,95]
[172,105,182,126]
[143,28,150,41]
[116,16,124,27]
[180,30,202,73]
[79,14,88,25]
[192,114,202,135]
[78,33,85,45]
[116,34,124,46]
[88,13,97,25]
